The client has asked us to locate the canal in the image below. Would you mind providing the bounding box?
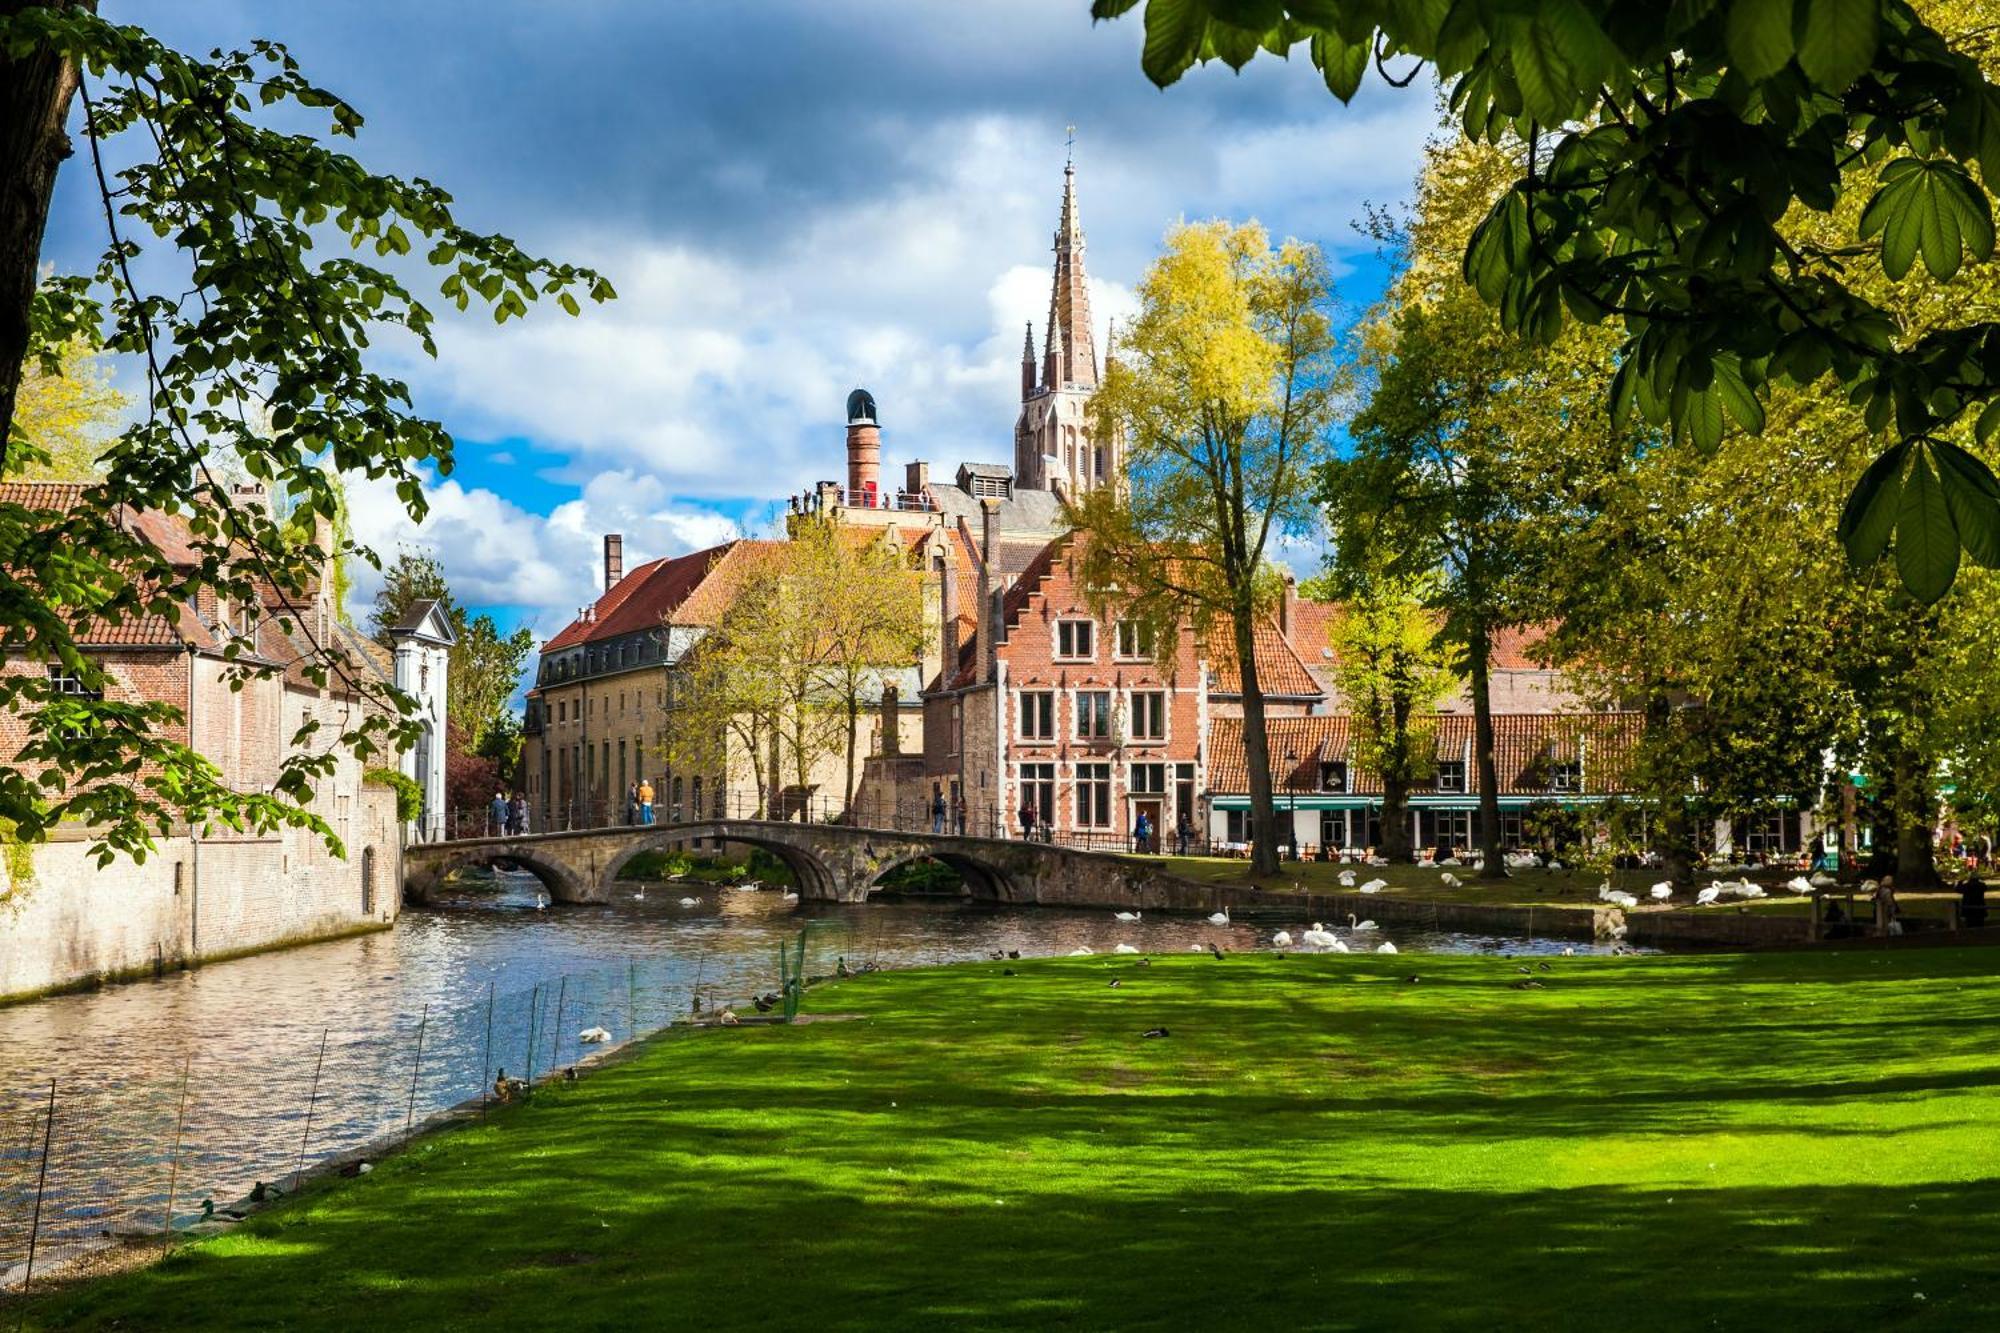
[0,873,1630,1275]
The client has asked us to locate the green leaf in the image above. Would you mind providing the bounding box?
[1142,0,1208,86]
[1796,0,1878,92]
[1837,440,1908,567]
[1894,450,1959,602]
[1977,399,2000,444]
[1725,0,1794,81]
[1511,27,1573,125]
[1310,31,1369,101]
[1932,438,2000,568]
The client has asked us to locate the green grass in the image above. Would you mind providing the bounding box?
[30,948,2000,1330]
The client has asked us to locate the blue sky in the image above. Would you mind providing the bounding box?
[42,1,1436,643]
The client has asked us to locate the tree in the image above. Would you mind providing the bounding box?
[0,8,609,859]
[1324,573,1452,862]
[1073,219,1340,877]
[1095,0,2000,603]
[662,587,787,820]
[4,334,124,479]
[368,549,534,746]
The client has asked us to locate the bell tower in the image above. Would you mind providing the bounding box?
[1014,148,1117,498]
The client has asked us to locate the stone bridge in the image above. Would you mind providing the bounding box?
[402,819,1228,912]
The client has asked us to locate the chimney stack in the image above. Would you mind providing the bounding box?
[937,548,958,680]
[604,533,624,590]
[845,388,881,505]
[1280,574,1296,636]
[881,682,901,757]
[975,499,1000,684]
[906,459,929,497]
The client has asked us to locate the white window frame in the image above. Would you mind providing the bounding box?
[1437,760,1467,794]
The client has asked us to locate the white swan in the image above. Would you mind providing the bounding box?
[1114,910,1142,922]
[578,1026,611,1044]
[632,888,646,902]
[1784,876,1814,894]
[1650,882,1673,900]
[1338,870,1356,887]
[1207,907,1231,926]
[534,892,550,912]
[1359,878,1387,894]
[1375,941,1398,954]
[1347,914,1377,931]
[1560,946,1575,956]
[1695,884,1721,906]
[1068,946,1095,957]
[1439,872,1460,887]
[1300,926,1340,949]
[1114,942,1140,955]
[1330,937,1350,953]
[781,889,799,902]
[1271,930,1293,948]
[731,882,760,893]
[677,896,699,907]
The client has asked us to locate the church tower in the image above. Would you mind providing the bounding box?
[1014,156,1118,497]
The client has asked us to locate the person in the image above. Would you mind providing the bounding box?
[488,790,508,837]
[637,778,655,825]
[625,782,640,826]
[1874,874,1901,935]
[1134,810,1152,855]
[508,792,528,836]
[931,789,947,835]
[1176,809,1192,857]
[952,792,967,836]
[1019,799,1036,841]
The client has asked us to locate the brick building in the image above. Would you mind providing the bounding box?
[0,482,409,1000]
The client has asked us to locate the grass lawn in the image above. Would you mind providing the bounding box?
[28,947,2000,1330]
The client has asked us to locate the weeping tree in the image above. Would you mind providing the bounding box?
[1072,219,1340,877]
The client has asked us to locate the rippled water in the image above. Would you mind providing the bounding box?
[0,872,1624,1273]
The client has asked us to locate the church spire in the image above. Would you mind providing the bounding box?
[1044,153,1097,391]
[1020,321,1037,400]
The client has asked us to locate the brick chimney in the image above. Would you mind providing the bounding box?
[975,499,1000,685]
[881,682,901,756]
[604,533,624,590]
[1280,573,1296,636]
[906,459,928,496]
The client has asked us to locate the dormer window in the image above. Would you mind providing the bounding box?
[1319,761,1348,793]
[1551,760,1582,792]
[1437,760,1466,794]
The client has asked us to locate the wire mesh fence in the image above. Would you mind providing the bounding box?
[0,944,798,1294]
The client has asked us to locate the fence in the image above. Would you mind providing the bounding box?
[0,940,810,1295]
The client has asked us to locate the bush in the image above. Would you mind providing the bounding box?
[364,767,423,823]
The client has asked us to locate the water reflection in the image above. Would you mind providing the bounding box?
[0,872,1626,1269]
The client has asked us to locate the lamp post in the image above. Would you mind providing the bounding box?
[1283,746,1299,863]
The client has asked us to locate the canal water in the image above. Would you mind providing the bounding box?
[0,874,1626,1274]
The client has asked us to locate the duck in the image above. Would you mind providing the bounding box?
[578,1026,611,1044]
[1114,943,1140,955]
[1375,941,1398,954]
[1271,930,1294,948]
[1206,907,1231,926]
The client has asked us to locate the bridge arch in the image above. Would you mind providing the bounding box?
[405,842,586,903]
[860,847,1024,903]
[599,823,839,900]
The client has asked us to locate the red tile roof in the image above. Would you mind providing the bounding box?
[1207,710,1641,797]
[541,543,738,650]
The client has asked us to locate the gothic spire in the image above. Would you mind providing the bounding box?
[1044,155,1097,391]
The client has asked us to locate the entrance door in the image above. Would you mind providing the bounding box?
[1134,798,1163,852]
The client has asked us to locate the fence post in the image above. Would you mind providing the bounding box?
[524,983,542,1085]
[161,1054,192,1245]
[19,1080,56,1309]
[292,1028,330,1194]
[404,1003,430,1141]
[481,981,495,1119]
[550,976,568,1074]
[627,961,637,1041]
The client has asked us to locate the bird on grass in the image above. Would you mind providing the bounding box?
[1003,968,1017,976]
[1007,950,1021,960]
[1510,979,1545,990]
[1108,978,1123,989]
[1069,946,1096,957]
[752,994,777,1013]
[1538,961,1553,972]
[1210,943,1226,960]
[1517,966,1532,974]
[1114,943,1140,955]
[1141,1027,1170,1039]
[1375,942,1398,954]
[1404,975,1421,984]
[718,1007,740,1025]
[1272,930,1293,948]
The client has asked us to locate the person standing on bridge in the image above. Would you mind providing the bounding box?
[638,778,655,825]
[931,789,946,835]
[1019,798,1036,842]
[625,782,640,826]
[509,792,528,836]
[488,791,508,837]
[952,792,966,837]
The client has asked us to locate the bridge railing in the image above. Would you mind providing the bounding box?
[428,791,1232,861]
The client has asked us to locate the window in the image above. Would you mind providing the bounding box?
[1437,760,1466,793]
[1129,691,1165,741]
[1076,762,1112,827]
[1175,762,1196,828]
[1055,620,1095,660]
[1018,691,1055,741]
[361,846,376,916]
[1075,691,1112,740]
[692,776,704,819]
[1020,762,1055,825]
[1130,762,1166,794]
[557,701,565,722]
[1319,761,1348,793]
[1550,760,1582,792]
[46,664,102,699]
[1115,620,1154,659]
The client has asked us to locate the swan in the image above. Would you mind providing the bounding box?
[1809,872,1837,889]
[1330,937,1350,953]
[1364,855,1389,867]
[632,889,646,902]
[1440,872,1460,887]
[1114,910,1142,922]
[1548,859,1564,870]
[1560,946,1575,956]
[731,882,760,893]
[1069,946,1095,956]
[1650,882,1673,900]
[1207,907,1231,926]
[578,1026,611,1044]
[1695,884,1721,905]
[1338,870,1356,887]
[1114,943,1140,955]
[1784,876,1814,894]
[1300,926,1340,949]
[1375,941,1398,954]
[677,896,699,908]
[1271,930,1293,948]
[1347,914,1377,931]
[1359,878,1387,893]
[534,892,549,912]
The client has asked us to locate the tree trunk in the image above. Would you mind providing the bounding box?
[1467,627,1505,879]
[1235,602,1281,877]
[843,694,859,823]
[0,2,85,469]
[1380,775,1412,862]
[1893,742,1941,888]
[1644,691,1694,885]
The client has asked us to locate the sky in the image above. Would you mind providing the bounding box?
[41,1,1440,648]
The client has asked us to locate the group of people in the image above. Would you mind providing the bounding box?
[625,779,657,826]
[487,791,530,836]
[929,790,966,836]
